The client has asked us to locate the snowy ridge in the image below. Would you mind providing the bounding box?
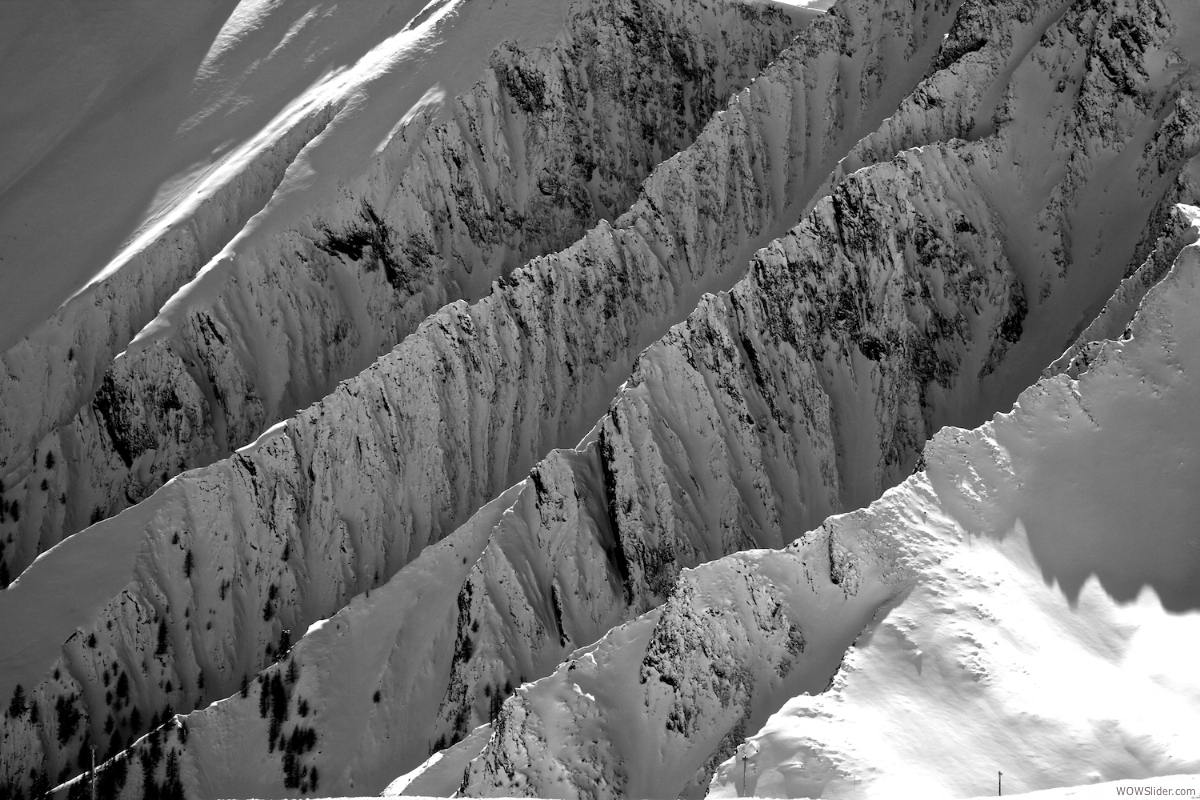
[933,0,1200,418]
[0,0,810,582]
[457,524,902,799]
[1,0,967,792]
[0,100,336,537]
[394,1,1200,794]
[0,0,547,490]
[818,0,1067,196]
[1047,201,1200,378]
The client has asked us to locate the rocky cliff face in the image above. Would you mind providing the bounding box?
[0,0,807,582]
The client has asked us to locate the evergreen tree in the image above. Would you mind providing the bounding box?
[163,750,185,800]
[8,684,26,718]
[156,618,169,656]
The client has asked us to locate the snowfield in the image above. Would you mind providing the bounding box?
[0,0,575,351]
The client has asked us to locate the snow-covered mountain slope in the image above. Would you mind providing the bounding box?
[13,0,1188,595]
[374,3,1200,793]
[0,0,258,352]
[62,138,1028,799]
[961,776,1200,800]
[455,207,1200,799]
[74,16,1200,791]
[1049,166,1200,379]
[706,250,1200,799]
[846,0,1200,422]
[0,0,812,582]
[0,0,992,789]
[3,0,1199,797]
[0,0,965,790]
[0,0,581,495]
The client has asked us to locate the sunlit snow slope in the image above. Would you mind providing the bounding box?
[703,229,1200,799]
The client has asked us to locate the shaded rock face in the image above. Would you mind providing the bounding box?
[0,0,804,582]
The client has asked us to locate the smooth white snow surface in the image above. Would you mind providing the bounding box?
[0,0,572,351]
[324,786,1200,800]
[0,1,235,349]
[707,232,1200,798]
[964,775,1200,799]
[0,487,181,701]
[384,724,493,796]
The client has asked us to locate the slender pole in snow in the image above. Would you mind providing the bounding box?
[742,753,747,797]
[998,770,1002,796]
[90,746,96,800]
